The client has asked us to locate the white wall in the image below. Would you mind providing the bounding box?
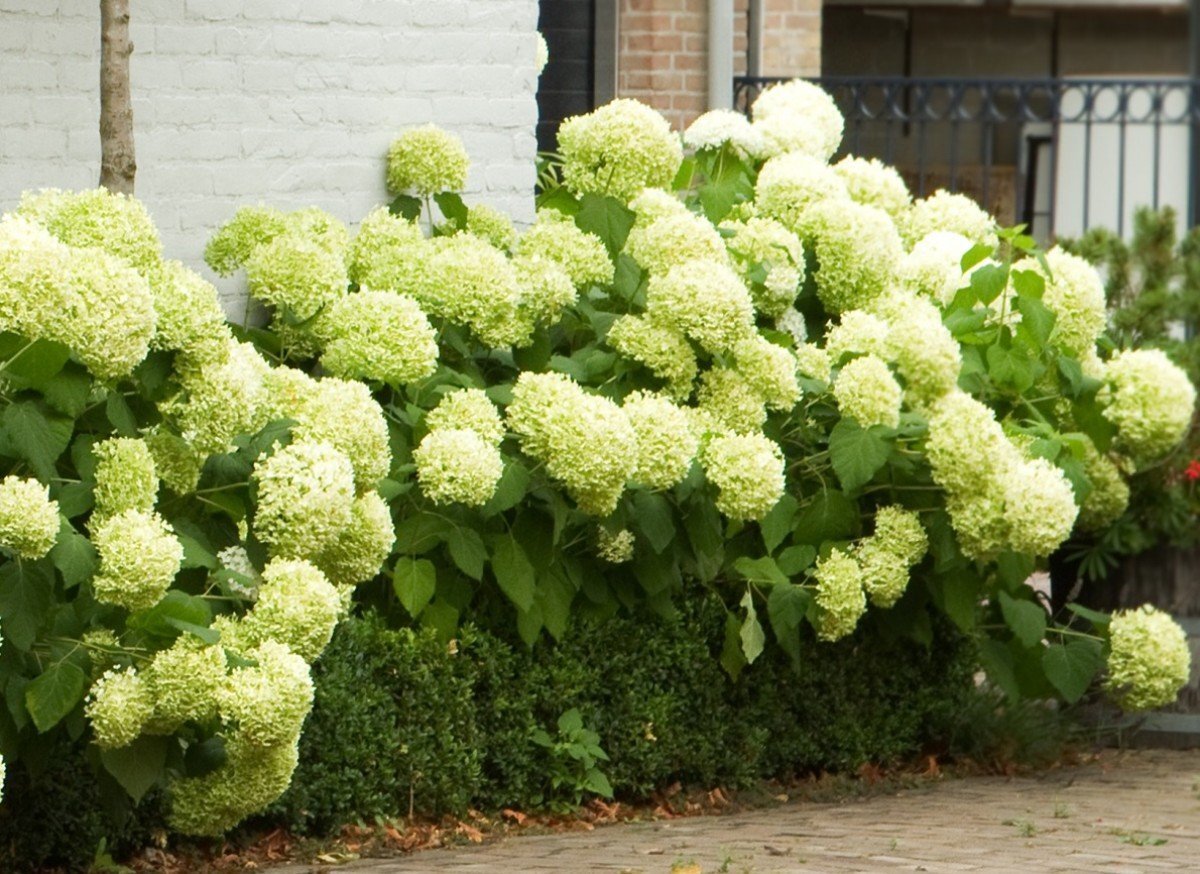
[0,0,540,312]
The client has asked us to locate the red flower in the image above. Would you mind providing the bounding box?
[1185,460,1200,482]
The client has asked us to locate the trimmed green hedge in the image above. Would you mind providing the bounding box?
[273,589,975,833]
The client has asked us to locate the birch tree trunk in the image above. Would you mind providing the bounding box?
[99,0,135,194]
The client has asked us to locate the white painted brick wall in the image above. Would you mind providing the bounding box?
[0,0,540,312]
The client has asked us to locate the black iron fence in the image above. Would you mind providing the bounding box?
[734,76,1200,241]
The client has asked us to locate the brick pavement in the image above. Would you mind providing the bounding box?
[278,749,1200,873]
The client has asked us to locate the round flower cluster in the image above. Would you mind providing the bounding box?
[856,506,928,608]
[607,314,698,399]
[90,510,183,611]
[218,640,314,746]
[630,188,693,225]
[17,187,162,273]
[624,210,727,276]
[144,637,227,732]
[799,200,902,313]
[167,340,271,455]
[1102,348,1196,460]
[733,335,801,412]
[775,306,808,346]
[252,441,356,560]
[833,354,902,429]
[386,124,471,196]
[535,31,549,75]
[812,548,866,641]
[1029,248,1106,359]
[825,310,890,363]
[237,558,342,661]
[315,490,395,588]
[245,233,347,322]
[0,475,60,559]
[144,428,205,496]
[419,233,529,348]
[999,457,1079,557]
[426,389,505,445]
[416,389,506,508]
[793,342,832,382]
[1077,440,1131,532]
[833,156,911,222]
[721,216,805,316]
[466,204,518,251]
[513,254,577,325]
[623,390,698,489]
[903,190,996,248]
[697,367,767,434]
[204,205,291,276]
[149,259,233,366]
[516,209,614,289]
[84,667,154,749]
[701,432,785,520]
[506,372,637,516]
[646,261,755,354]
[683,108,765,158]
[320,290,439,386]
[92,437,159,519]
[1105,605,1191,711]
[899,231,973,306]
[346,206,424,286]
[874,291,962,407]
[596,527,636,564]
[755,152,847,233]
[751,79,844,161]
[558,99,683,201]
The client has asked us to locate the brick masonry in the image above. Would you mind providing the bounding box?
[0,0,540,312]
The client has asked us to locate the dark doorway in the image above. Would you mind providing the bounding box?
[537,0,596,153]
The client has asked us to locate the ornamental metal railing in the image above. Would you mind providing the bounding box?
[734,76,1200,241]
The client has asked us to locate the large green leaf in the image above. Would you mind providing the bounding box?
[978,638,1020,701]
[1042,639,1103,703]
[126,590,212,641]
[100,735,169,802]
[986,335,1039,393]
[828,420,893,492]
[969,262,1008,304]
[997,591,1048,648]
[49,519,97,588]
[482,462,529,517]
[632,490,675,554]
[491,535,536,612]
[732,556,789,587]
[25,661,86,732]
[738,590,765,665]
[0,560,54,650]
[928,567,981,632]
[0,335,71,384]
[1014,291,1056,347]
[574,194,635,257]
[759,493,798,553]
[392,513,450,554]
[792,489,858,546]
[2,401,73,479]
[393,557,437,618]
[447,527,488,580]
[537,567,575,641]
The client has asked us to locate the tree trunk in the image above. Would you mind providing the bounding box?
[99,0,135,194]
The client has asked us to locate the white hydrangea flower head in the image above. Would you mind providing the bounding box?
[833,354,902,429]
[422,233,530,347]
[697,367,767,434]
[946,491,1010,561]
[558,98,683,201]
[252,440,356,560]
[143,427,205,496]
[813,548,866,642]
[506,371,637,516]
[734,335,801,412]
[465,203,518,251]
[218,640,313,749]
[1077,440,1130,532]
[722,216,806,317]
[167,339,271,455]
[0,214,72,336]
[144,636,227,732]
[1028,247,1107,359]
[825,310,891,363]
[320,290,438,386]
[606,314,698,399]
[899,231,974,306]
[1102,348,1196,460]
[85,667,154,749]
[683,108,765,158]
[414,428,504,507]
[755,152,848,233]
[596,527,636,564]
[245,233,347,322]
[516,209,614,289]
[1106,605,1191,711]
[702,432,785,521]
[286,206,349,256]
[903,190,997,248]
[624,211,728,276]
[798,200,902,314]
[513,253,578,326]
[289,376,393,491]
[926,391,1020,495]
[204,205,291,276]
[628,188,692,227]
[91,510,183,611]
[346,206,424,287]
[239,558,342,662]
[1001,457,1079,557]
[535,30,549,75]
[148,259,233,365]
[834,156,912,222]
[387,124,470,195]
[646,261,756,354]
[775,307,808,346]
[17,187,162,274]
[92,437,158,520]
[623,390,699,490]
[218,545,259,599]
[425,388,505,446]
[874,291,962,406]
[750,79,844,161]
[315,490,395,588]
[858,505,928,608]
[0,475,59,559]
[793,342,832,382]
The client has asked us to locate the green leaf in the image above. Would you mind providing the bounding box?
[0,560,53,650]
[1072,395,1118,453]
[105,392,138,437]
[538,568,575,641]
[792,489,858,546]
[732,555,789,587]
[515,601,543,646]
[986,336,1038,393]
[447,527,488,580]
[998,591,1048,648]
[392,513,449,554]
[1065,602,1112,628]
[434,192,469,227]
[50,520,97,588]
[633,547,680,595]
[165,618,221,645]
[828,420,893,492]
[419,599,460,642]
[683,499,724,582]
[632,490,675,554]
[393,557,437,618]
[776,544,816,576]
[610,254,643,303]
[491,535,536,612]
[2,401,73,479]
[969,262,1008,304]
[995,551,1035,591]
[583,769,614,798]
[100,736,168,802]
[183,735,227,778]
[929,568,981,632]
[25,661,86,732]
[719,612,747,679]
[482,462,529,517]
[759,493,798,553]
[960,243,994,272]
[0,335,71,384]
[126,591,212,641]
[978,638,1020,701]
[37,365,92,418]
[1015,292,1057,347]
[574,194,635,258]
[739,590,765,665]
[1057,356,1085,397]
[389,194,422,221]
[1042,639,1103,703]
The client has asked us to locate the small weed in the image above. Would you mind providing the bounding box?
[1002,818,1037,837]
[1053,802,1071,819]
[1111,829,1167,846]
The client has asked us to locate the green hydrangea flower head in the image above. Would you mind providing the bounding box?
[347,205,424,286]
[702,432,785,521]
[465,203,518,250]
[623,390,698,490]
[798,200,902,314]
[252,440,356,560]
[205,205,291,276]
[239,559,342,662]
[245,233,347,321]
[144,635,227,731]
[387,124,470,196]
[314,490,395,588]
[0,475,60,559]
[813,548,866,641]
[1029,248,1106,359]
[143,427,206,496]
[721,216,805,317]
[17,187,162,273]
[903,190,997,248]
[85,667,154,749]
[834,156,911,222]
[558,98,683,201]
[425,389,505,446]
[1000,457,1079,557]
[755,152,848,233]
[833,354,902,429]
[90,510,183,611]
[696,367,767,435]
[646,261,756,354]
[624,210,727,277]
[320,290,438,386]
[92,437,159,519]
[683,108,765,158]
[606,314,698,400]
[596,527,636,563]
[825,310,891,363]
[414,428,503,507]
[899,231,973,306]
[147,259,233,366]
[516,209,614,289]
[1076,439,1130,532]
[1102,348,1196,461]
[287,376,393,491]
[750,79,844,161]
[1105,605,1191,711]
